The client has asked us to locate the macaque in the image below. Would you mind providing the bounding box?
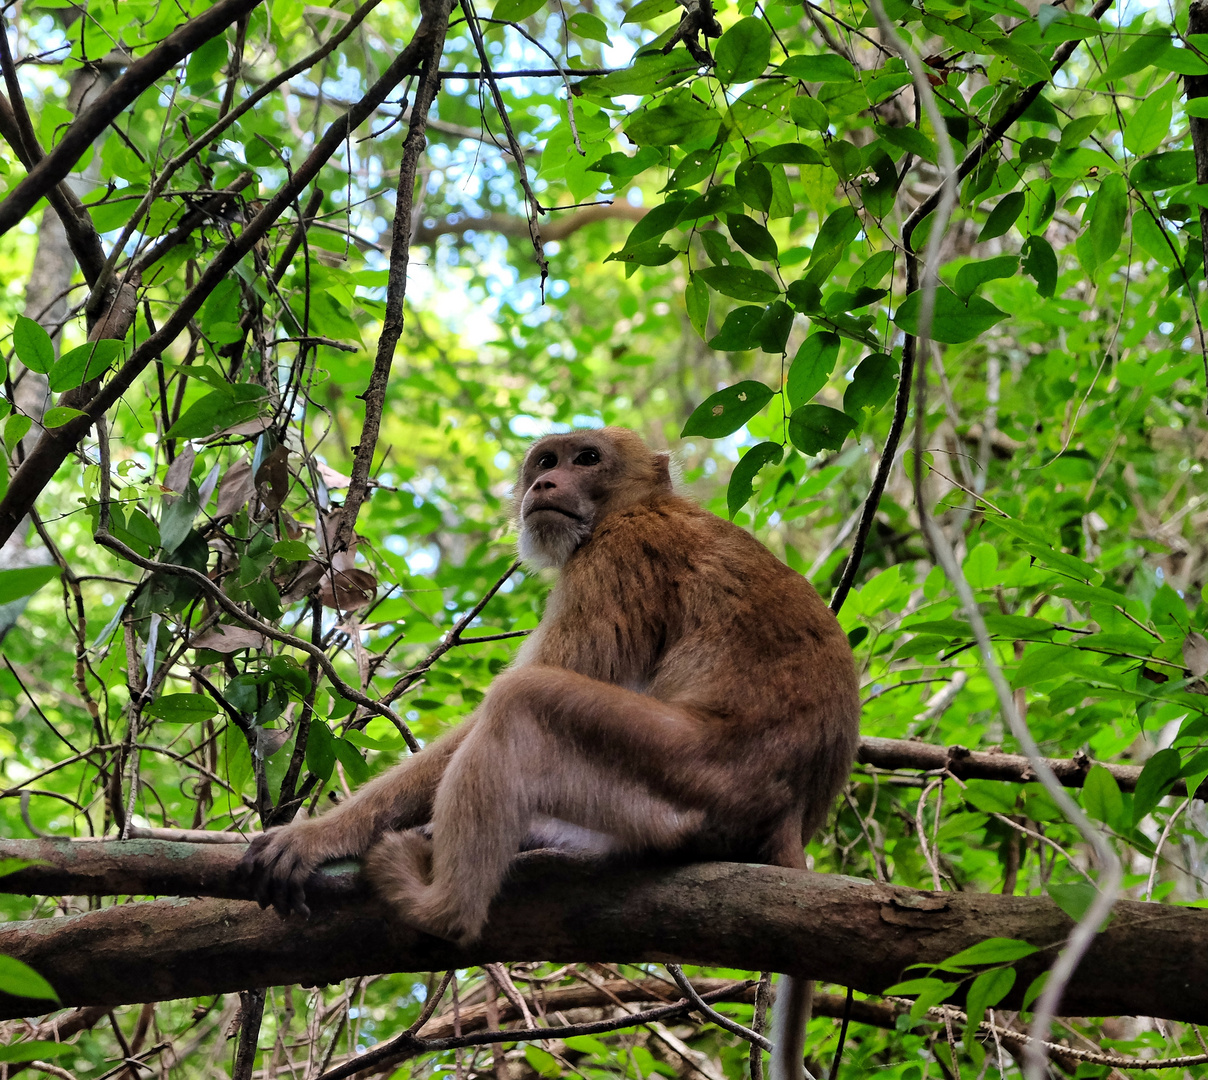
[240,427,861,1080]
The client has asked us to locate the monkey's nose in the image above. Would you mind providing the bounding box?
[532,479,556,491]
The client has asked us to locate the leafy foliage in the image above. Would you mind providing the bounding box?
[2,0,1208,1074]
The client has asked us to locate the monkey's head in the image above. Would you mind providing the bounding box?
[516,428,673,569]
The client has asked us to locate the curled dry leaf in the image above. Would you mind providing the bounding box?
[281,559,326,604]
[215,459,254,518]
[255,723,293,758]
[221,417,273,438]
[163,445,196,493]
[191,624,267,653]
[317,566,378,611]
[315,462,352,490]
[1183,632,1208,678]
[255,443,291,512]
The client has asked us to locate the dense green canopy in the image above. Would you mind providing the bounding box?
[2,0,1208,1075]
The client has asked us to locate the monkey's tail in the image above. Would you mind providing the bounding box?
[768,975,813,1080]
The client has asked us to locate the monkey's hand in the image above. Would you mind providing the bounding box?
[238,822,327,918]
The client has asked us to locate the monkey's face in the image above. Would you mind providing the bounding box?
[515,429,671,569]
[516,434,605,569]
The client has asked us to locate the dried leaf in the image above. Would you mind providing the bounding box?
[317,567,377,611]
[191,624,267,652]
[215,460,254,518]
[163,445,196,493]
[316,462,352,489]
[1184,632,1208,677]
[255,444,291,512]
[222,417,272,438]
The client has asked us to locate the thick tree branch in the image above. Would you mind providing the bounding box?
[412,203,647,246]
[0,0,266,237]
[0,845,1204,1024]
[0,0,452,551]
[856,736,1200,795]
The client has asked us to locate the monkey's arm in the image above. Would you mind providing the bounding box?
[238,721,472,916]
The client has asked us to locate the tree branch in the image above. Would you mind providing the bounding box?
[0,0,452,551]
[0,0,265,237]
[0,844,1204,1025]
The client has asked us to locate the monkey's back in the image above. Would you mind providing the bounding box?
[532,496,858,742]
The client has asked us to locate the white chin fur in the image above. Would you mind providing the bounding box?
[518,520,588,569]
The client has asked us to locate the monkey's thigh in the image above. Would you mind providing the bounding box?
[445,665,721,850]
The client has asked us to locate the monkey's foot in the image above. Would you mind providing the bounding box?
[365,830,482,946]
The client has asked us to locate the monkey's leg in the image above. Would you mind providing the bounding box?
[368,666,716,945]
[239,720,473,916]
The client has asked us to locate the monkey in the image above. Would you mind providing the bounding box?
[239,427,861,1080]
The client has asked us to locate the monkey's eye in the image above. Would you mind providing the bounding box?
[536,452,557,470]
[574,449,601,466]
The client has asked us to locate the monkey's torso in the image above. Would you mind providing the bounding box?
[516,495,861,857]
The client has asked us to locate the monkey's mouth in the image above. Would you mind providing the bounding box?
[525,504,582,521]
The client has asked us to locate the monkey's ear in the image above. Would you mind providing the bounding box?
[652,452,673,492]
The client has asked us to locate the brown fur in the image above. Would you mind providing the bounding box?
[240,429,861,1078]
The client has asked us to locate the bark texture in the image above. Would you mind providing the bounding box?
[0,841,1204,1025]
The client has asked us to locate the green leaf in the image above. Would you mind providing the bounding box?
[807,206,861,273]
[978,191,1025,242]
[682,381,775,438]
[843,352,899,418]
[875,123,937,164]
[145,693,220,722]
[1130,151,1195,190]
[186,35,228,90]
[709,305,763,351]
[789,95,828,131]
[786,332,840,409]
[1047,882,1100,923]
[1059,112,1106,150]
[851,250,895,290]
[4,414,31,448]
[623,0,677,22]
[166,386,268,439]
[714,17,771,83]
[1132,747,1181,824]
[894,288,1008,344]
[1021,235,1058,297]
[333,736,370,783]
[778,53,856,81]
[937,938,1039,970]
[582,52,690,97]
[491,0,545,20]
[727,214,778,261]
[589,146,661,178]
[1082,765,1124,829]
[1079,172,1127,279]
[755,300,794,353]
[0,1041,76,1064]
[13,315,54,374]
[988,37,1052,82]
[695,266,780,302]
[964,967,1016,1045]
[686,276,710,339]
[0,564,60,604]
[954,255,1018,301]
[1123,87,1174,157]
[727,441,783,517]
[1099,27,1170,83]
[734,160,773,212]
[306,719,336,782]
[42,406,86,428]
[788,403,856,455]
[753,142,825,165]
[0,955,58,1001]
[568,12,611,44]
[625,97,719,146]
